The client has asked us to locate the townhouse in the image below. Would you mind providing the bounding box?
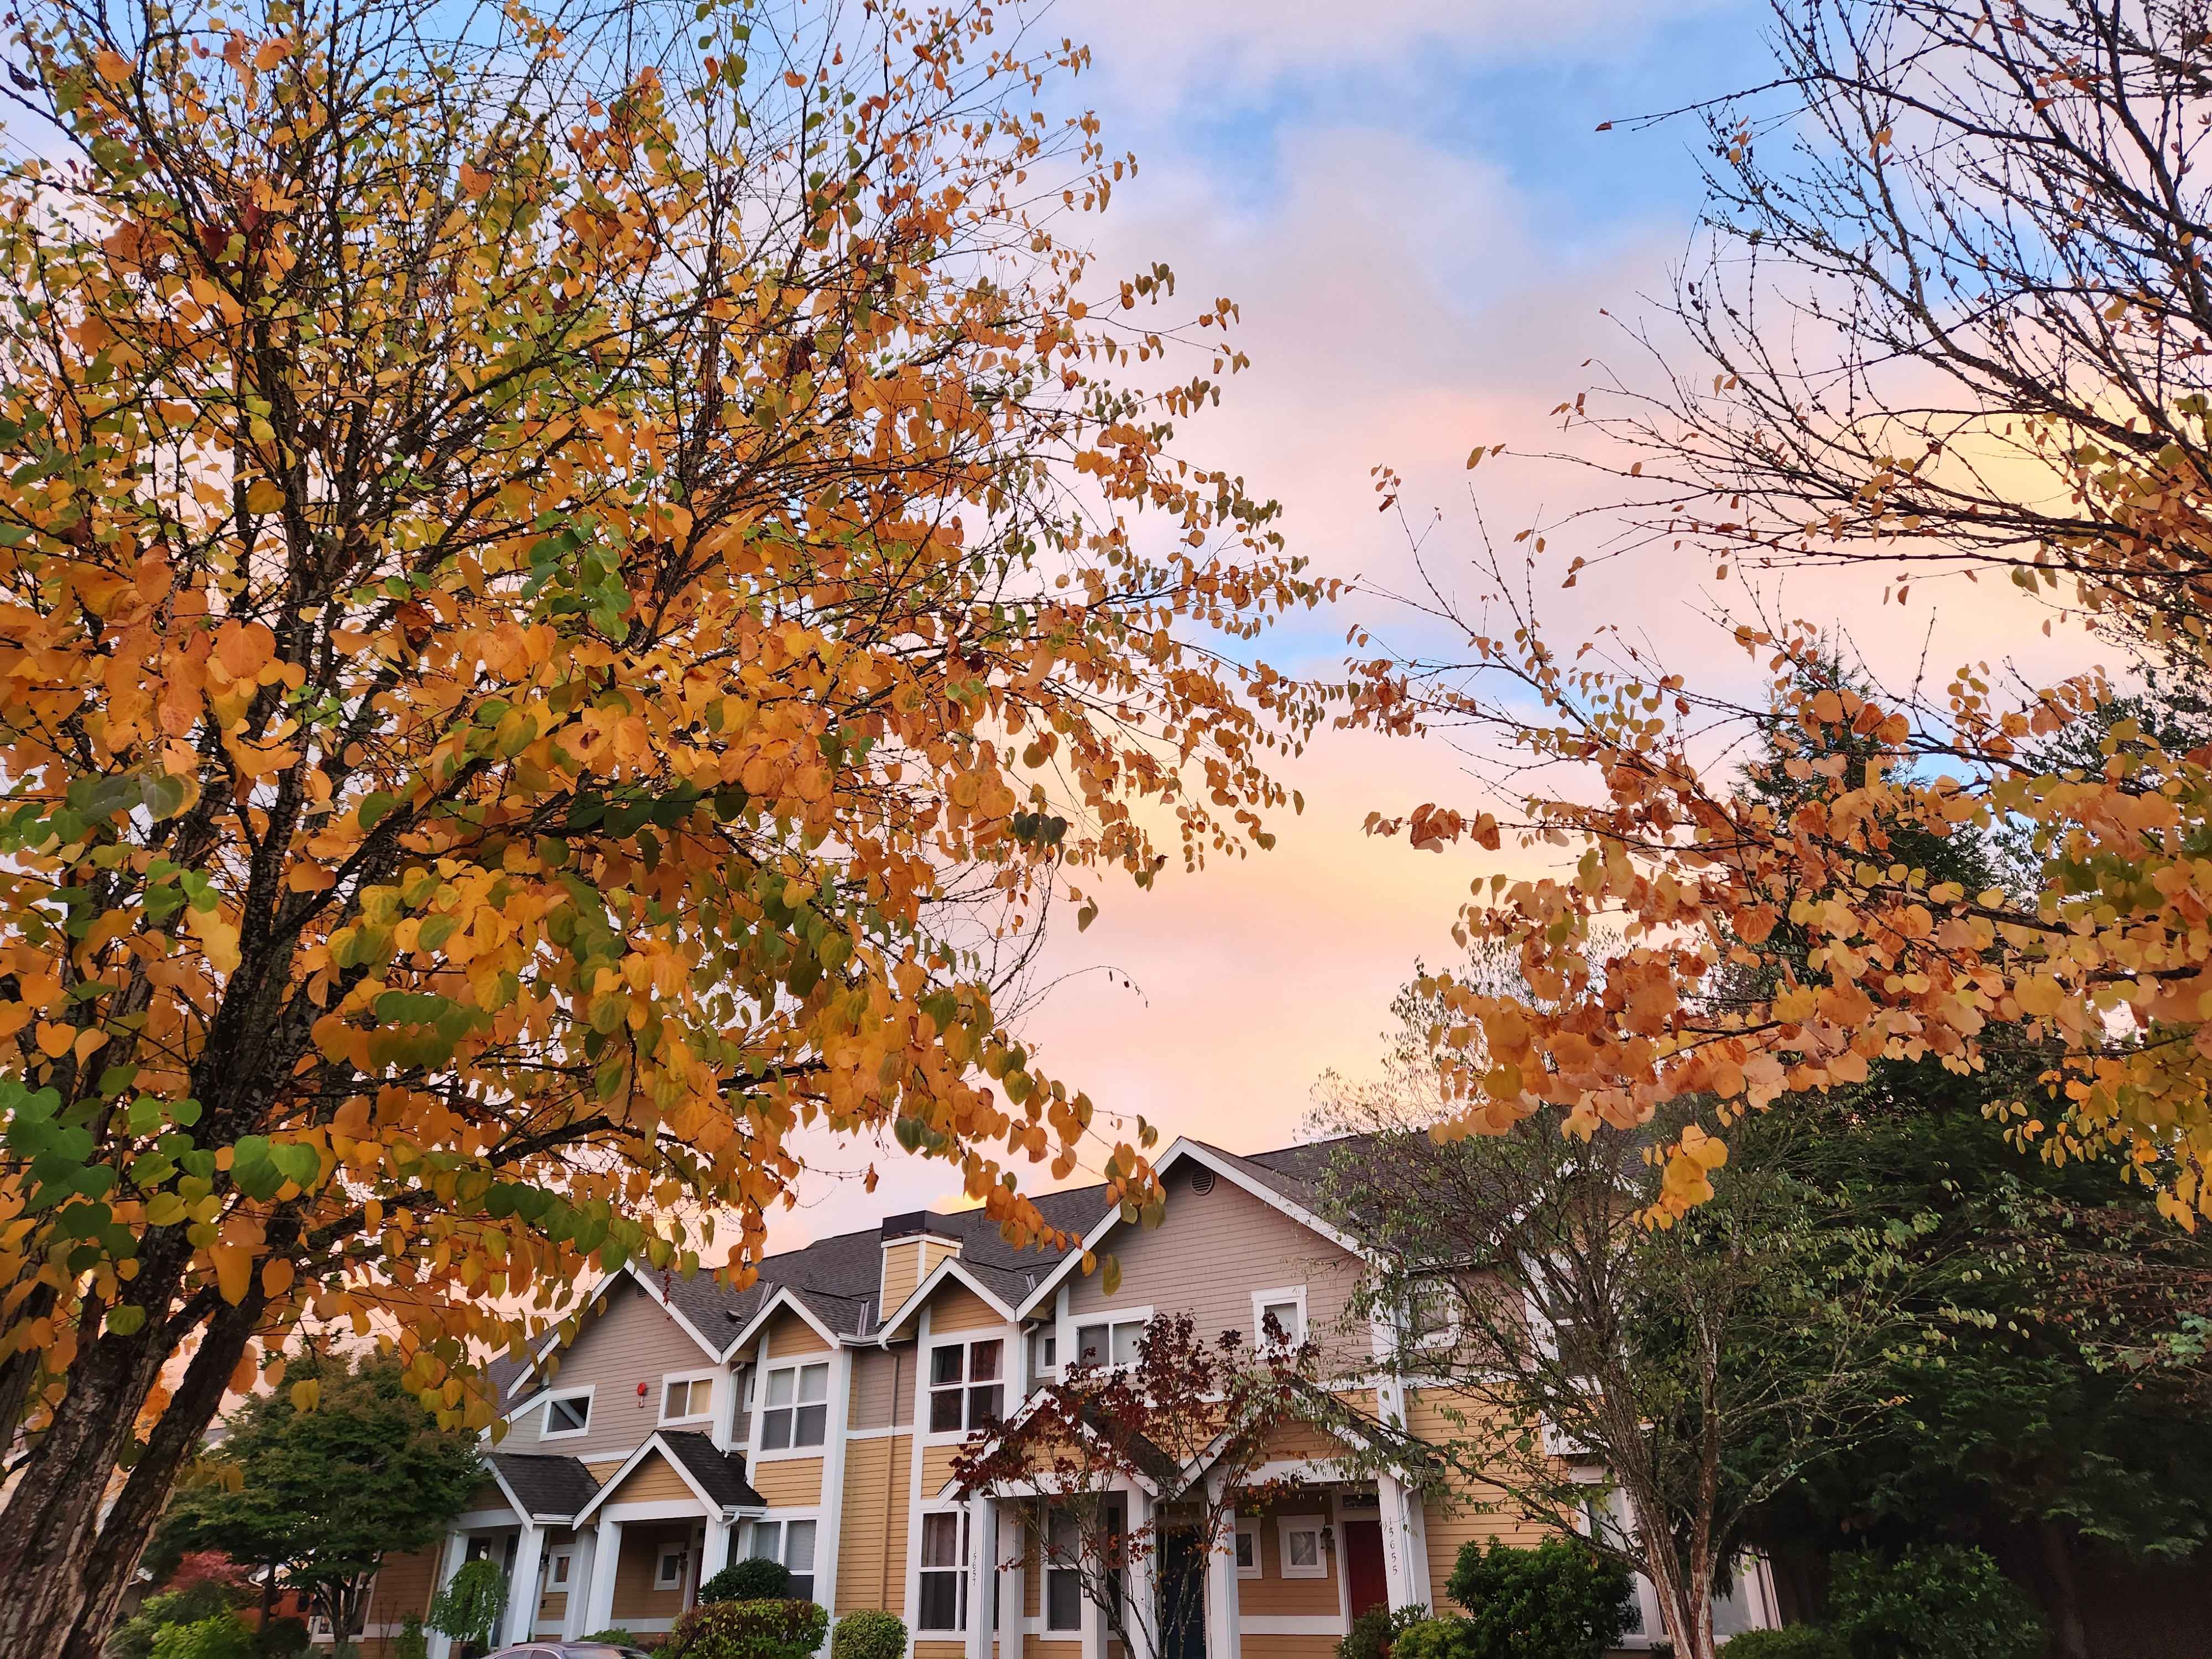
[343,1134,1781,1657]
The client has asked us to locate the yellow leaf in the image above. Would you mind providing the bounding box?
[189,907,241,975]
[209,1246,253,1306]
[93,48,132,85]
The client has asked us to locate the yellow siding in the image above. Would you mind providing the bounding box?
[1404,1387,1553,1600]
[929,1284,1001,1333]
[1243,1640,1340,1659]
[917,1643,967,1659]
[752,1454,827,1507]
[837,1438,907,1614]
[921,1442,963,1498]
[611,1521,694,1622]
[886,1437,911,1610]
[587,1458,626,1484]
[369,1543,441,1626]
[608,1454,697,1506]
[1237,1501,1341,1618]
[921,1239,961,1279]
[765,1308,832,1357]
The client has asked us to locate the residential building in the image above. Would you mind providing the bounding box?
[345,1134,1780,1656]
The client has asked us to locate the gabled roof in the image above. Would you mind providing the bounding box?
[573,1431,765,1521]
[486,1452,603,1521]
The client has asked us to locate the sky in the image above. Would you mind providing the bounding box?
[757,0,2105,1251]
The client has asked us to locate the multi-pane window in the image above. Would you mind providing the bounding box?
[1044,1510,1083,1631]
[928,1339,1004,1434]
[745,1518,819,1601]
[1072,1317,1146,1369]
[918,1511,969,1631]
[660,1374,714,1424]
[542,1391,591,1438]
[759,1362,830,1450]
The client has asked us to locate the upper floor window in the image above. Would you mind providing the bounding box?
[660,1371,716,1426]
[541,1389,592,1440]
[760,1361,830,1450]
[917,1510,969,1631]
[1253,1287,1306,1351]
[1072,1313,1149,1369]
[928,1338,1004,1434]
[745,1517,818,1601]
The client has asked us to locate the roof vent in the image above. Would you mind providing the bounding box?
[1190,1167,1217,1197]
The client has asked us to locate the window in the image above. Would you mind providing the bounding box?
[918,1511,969,1631]
[1276,1516,1326,1579]
[1234,1519,1259,1579]
[928,1339,1004,1434]
[1252,1287,1306,1351]
[745,1518,820,1601]
[656,1541,688,1591]
[660,1372,715,1425]
[542,1389,592,1439]
[550,1551,572,1587]
[1030,1328,1057,1375]
[759,1361,830,1451]
[1072,1314,1149,1369]
[1044,1510,1083,1631]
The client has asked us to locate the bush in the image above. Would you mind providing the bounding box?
[1825,1548,2044,1659]
[1386,1620,1480,1659]
[668,1598,830,1659]
[388,1615,427,1659]
[1719,1630,1849,1659]
[149,1617,257,1659]
[1444,1538,1635,1659]
[254,1616,310,1659]
[1338,1603,1431,1659]
[109,1579,254,1659]
[831,1609,907,1659]
[701,1557,797,1603]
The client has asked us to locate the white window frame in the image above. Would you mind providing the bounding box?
[743,1512,822,1601]
[1405,1276,1462,1352]
[659,1369,718,1427]
[1234,1517,1260,1579]
[916,1506,971,1632]
[925,1335,1008,1441]
[655,1538,690,1591]
[1065,1306,1155,1373]
[549,1547,572,1588]
[756,1359,832,1457]
[540,1385,594,1441]
[1252,1286,1307,1351]
[1276,1514,1327,1579]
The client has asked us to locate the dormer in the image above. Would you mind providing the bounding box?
[879,1211,962,1319]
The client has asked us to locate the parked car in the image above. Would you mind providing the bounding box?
[486,1645,654,1659]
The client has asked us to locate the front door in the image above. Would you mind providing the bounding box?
[1159,1528,1207,1659]
[1343,1519,1387,1620]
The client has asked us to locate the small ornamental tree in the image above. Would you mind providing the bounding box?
[426,1559,507,1657]
[952,1312,1336,1659]
[0,0,1328,1648]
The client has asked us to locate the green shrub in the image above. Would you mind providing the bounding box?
[149,1617,257,1659]
[701,1557,797,1603]
[1445,1538,1634,1659]
[669,1597,830,1659]
[109,1580,253,1659]
[428,1557,508,1651]
[1718,1629,1849,1659]
[1826,1548,2044,1659]
[1337,1602,1430,1659]
[830,1609,907,1659]
[1385,1619,1480,1659]
[388,1613,428,1659]
[254,1615,310,1659]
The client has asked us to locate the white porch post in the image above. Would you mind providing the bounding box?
[424,1528,472,1659]
[995,1501,1026,1659]
[966,1494,999,1659]
[563,1526,600,1639]
[1203,1484,1241,1659]
[1377,1475,1432,1611]
[1126,1491,1159,1659]
[504,1521,548,1644]
[582,1517,625,1634]
[705,1514,735,1586]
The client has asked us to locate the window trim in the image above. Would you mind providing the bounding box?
[539,1385,595,1442]
[1276,1514,1327,1579]
[658,1368,719,1427]
[743,1511,823,1603]
[1043,1507,1086,1631]
[1234,1517,1260,1579]
[916,1506,971,1632]
[755,1358,832,1459]
[1064,1305,1155,1373]
[1251,1286,1308,1351]
[654,1538,689,1591]
[925,1334,1008,1442]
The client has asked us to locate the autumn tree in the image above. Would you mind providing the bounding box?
[951,1312,1330,1659]
[1343,0,2212,1243]
[0,0,1328,1650]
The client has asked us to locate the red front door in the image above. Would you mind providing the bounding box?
[1344,1518,1387,1619]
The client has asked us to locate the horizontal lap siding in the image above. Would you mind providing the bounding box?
[764,1308,832,1357]
[752,1454,826,1507]
[533,1527,581,1630]
[851,1345,910,1430]
[837,1437,905,1615]
[611,1520,694,1623]
[1243,1638,1341,1659]
[1404,1386,1551,1601]
[882,1243,921,1315]
[366,1542,440,1639]
[609,1455,696,1506]
[525,1279,719,1462]
[921,1442,963,1499]
[930,1284,1002,1332]
[1239,1501,1342,1619]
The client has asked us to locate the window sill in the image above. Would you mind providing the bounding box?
[752,1445,828,1462]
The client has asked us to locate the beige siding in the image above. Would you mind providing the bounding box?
[611,1520,695,1623]
[850,1345,910,1430]
[534,1527,581,1630]
[928,1284,1002,1333]
[518,1277,719,1464]
[837,1437,909,1614]
[882,1241,922,1314]
[1064,1163,1368,1371]
[608,1453,698,1507]
[763,1307,831,1358]
[1237,1499,1342,1619]
[752,1454,826,1507]
[917,1642,967,1659]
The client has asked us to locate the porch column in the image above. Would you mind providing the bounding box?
[504,1521,548,1644]
[1125,1492,1158,1659]
[705,1514,735,1587]
[994,1501,1026,1659]
[1377,1475,1432,1610]
[424,1528,472,1659]
[582,1517,624,1635]
[966,1494,999,1659]
[1203,1503,1241,1659]
[563,1526,600,1639]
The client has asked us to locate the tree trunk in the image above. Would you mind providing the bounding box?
[2037,1518,2093,1659]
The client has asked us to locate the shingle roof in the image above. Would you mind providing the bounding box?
[488,1451,603,1519]
[658,1431,765,1509]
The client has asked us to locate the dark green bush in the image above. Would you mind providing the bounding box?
[427,1558,508,1651]
[254,1615,310,1659]
[1826,1548,2044,1659]
[1445,1538,1634,1659]
[1384,1620,1479,1659]
[701,1557,797,1603]
[1337,1602,1430,1659]
[830,1609,907,1659]
[668,1597,829,1659]
[148,1618,257,1659]
[109,1580,253,1659]
[1717,1629,1849,1659]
